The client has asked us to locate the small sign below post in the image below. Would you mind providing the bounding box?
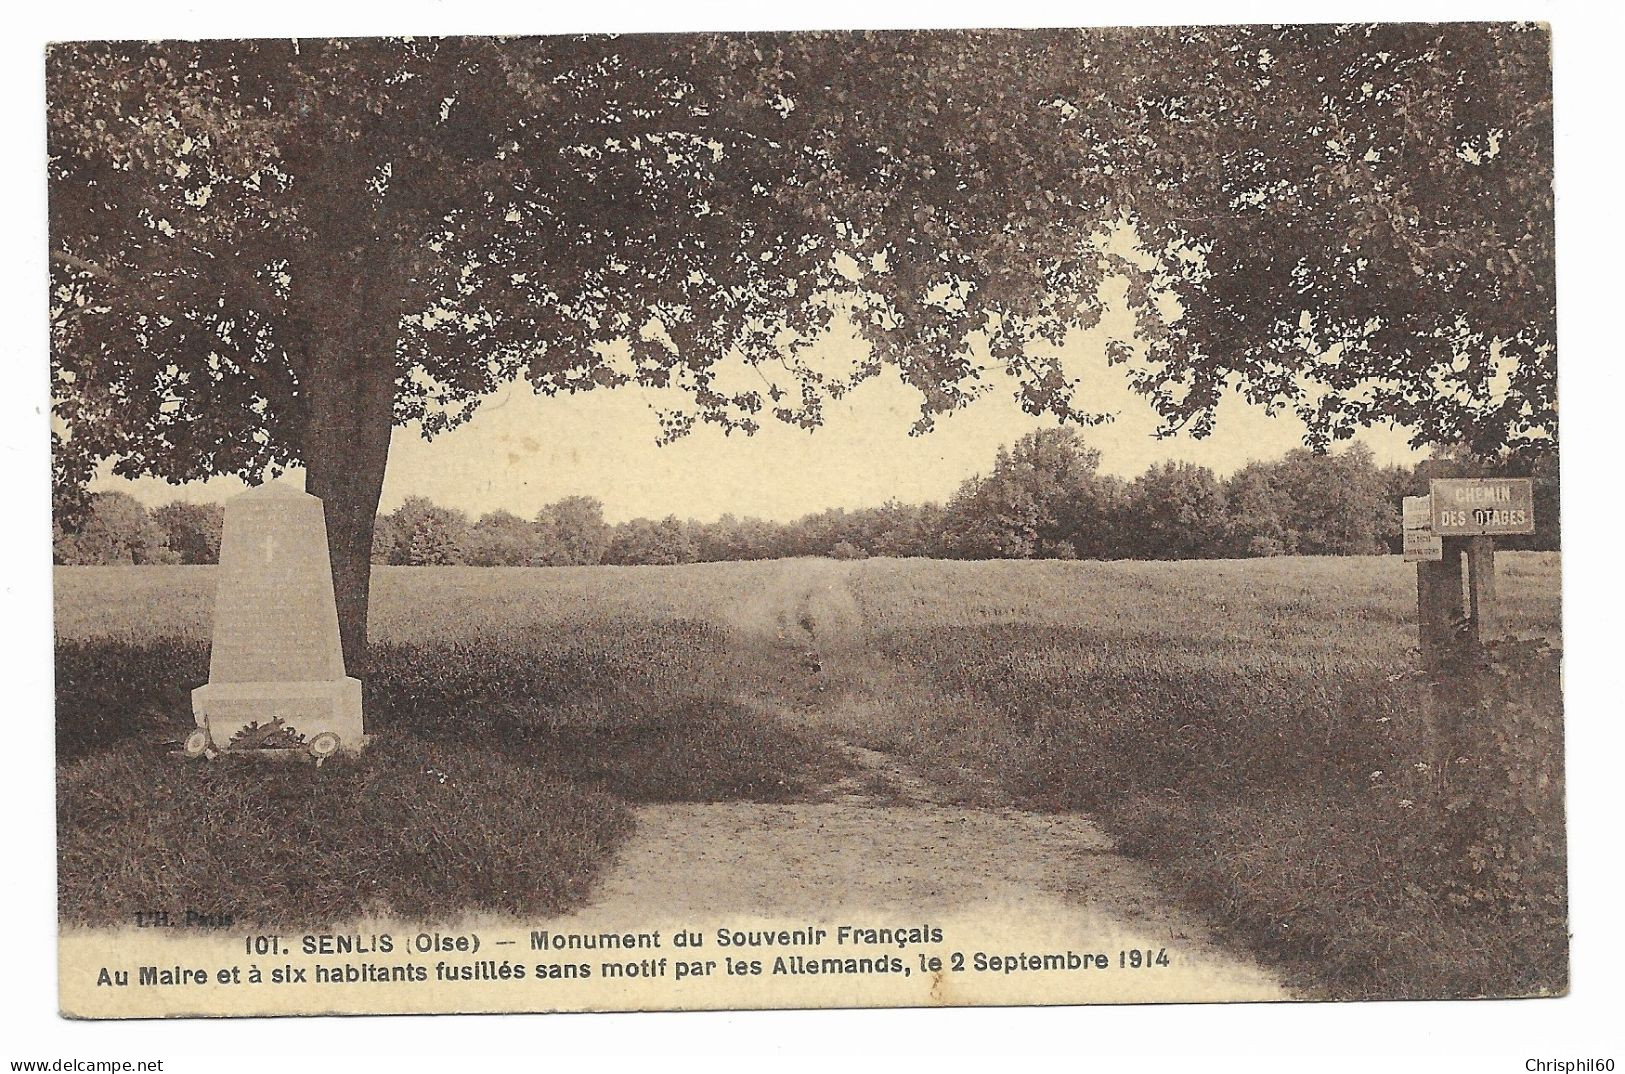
[1404,529,1443,562]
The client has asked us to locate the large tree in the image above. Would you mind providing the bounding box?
[1122,461,1232,560]
[48,26,1554,665]
[151,499,225,564]
[943,428,1111,559]
[534,495,612,566]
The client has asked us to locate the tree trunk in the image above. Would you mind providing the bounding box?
[303,343,396,674]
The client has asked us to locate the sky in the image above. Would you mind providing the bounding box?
[94,295,1428,525]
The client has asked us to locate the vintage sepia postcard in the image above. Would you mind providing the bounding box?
[49,23,1563,1018]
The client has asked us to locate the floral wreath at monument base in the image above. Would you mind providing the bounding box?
[184,718,344,766]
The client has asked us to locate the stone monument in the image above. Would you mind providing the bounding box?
[188,482,365,760]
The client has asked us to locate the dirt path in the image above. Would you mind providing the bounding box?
[553,559,1288,1003]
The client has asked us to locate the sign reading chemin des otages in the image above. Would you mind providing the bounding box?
[1429,477,1536,537]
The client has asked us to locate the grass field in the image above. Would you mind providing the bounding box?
[55,553,1564,998]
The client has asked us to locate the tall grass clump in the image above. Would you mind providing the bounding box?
[56,636,208,762]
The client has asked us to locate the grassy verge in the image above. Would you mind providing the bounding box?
[873,634,1566,998]
[845,556,1566,1000]
[59,733,631,928]
[1106,783,1565,999]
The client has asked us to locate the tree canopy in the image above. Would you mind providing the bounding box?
[47,25,1556,660]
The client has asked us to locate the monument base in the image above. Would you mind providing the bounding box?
[191,678,365,757]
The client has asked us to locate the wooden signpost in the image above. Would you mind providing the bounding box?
[1409,477,1534,668]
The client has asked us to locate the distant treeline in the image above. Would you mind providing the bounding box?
[53,430,1558,567]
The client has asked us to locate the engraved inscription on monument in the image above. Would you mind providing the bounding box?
[189,483,365,758]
